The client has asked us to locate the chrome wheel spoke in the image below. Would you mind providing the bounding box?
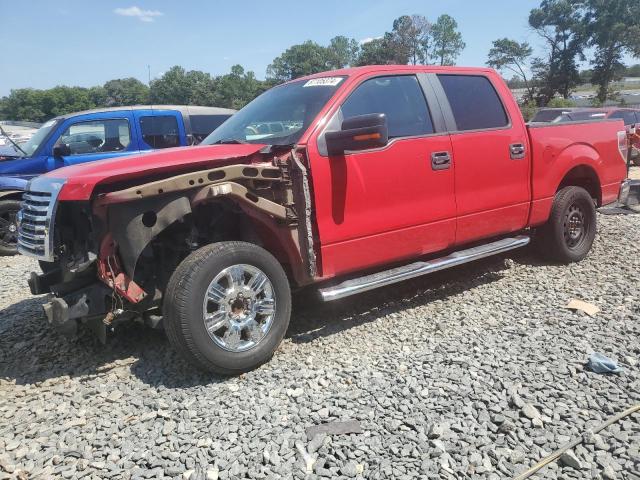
[255,298,275,316]
[248,271,268,295]
[227,265,246,288]
[204,311,227,333]
[207,283,226,303]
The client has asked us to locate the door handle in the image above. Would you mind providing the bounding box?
[431,151,451,170]
[510,143,526,160]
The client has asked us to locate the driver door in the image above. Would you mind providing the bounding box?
[47,112,139,169]
[308,73,457,278]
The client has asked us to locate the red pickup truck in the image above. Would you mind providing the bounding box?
[18,66,628,374]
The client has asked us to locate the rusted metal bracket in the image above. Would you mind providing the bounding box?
[96,164,283,205]
[191,182,288,220]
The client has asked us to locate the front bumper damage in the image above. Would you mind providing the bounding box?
[29,267,115,343]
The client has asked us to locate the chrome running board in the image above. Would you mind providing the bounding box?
[318,236,530,302]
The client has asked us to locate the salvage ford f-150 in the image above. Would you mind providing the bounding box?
[18,66,629,374]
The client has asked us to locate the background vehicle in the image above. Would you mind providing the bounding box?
[531,106,640,125]
[0,105,235,255]
[20,66,628,375]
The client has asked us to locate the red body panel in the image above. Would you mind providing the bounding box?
[527,121,627,225]
[307,134,456,277]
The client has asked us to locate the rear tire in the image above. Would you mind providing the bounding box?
[163,241,291,375]
[536,186,596,263]
[0,200,21,256]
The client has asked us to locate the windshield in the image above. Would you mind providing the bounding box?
[202,76,345,146]
[19,119,59,156]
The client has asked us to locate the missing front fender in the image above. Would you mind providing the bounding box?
[109,193,192,277]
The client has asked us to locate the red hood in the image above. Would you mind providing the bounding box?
[51,144,266,201]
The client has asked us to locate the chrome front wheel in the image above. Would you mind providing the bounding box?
[203,264,276,352]
[164,241,292,375]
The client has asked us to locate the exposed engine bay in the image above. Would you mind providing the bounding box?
[26,147,316,340]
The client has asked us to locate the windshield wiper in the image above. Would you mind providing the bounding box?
[211,138,247,145]
[0,125,28,157]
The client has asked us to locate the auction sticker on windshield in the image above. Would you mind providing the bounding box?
[303,77,343,87]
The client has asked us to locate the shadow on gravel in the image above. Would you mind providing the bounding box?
[287,254,515,344]
[0,297,226,388]
[0,250,523,388]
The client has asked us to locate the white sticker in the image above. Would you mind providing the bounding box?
[303,77,343,87]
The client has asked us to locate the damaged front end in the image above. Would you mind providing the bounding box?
[19,149,317,341]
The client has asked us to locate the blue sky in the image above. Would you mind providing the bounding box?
[0,0,601,96]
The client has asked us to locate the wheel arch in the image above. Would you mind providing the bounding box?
[557,164,602,206]
[110,194,307,288]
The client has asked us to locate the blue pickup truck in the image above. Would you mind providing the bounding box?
[0,105,235,255]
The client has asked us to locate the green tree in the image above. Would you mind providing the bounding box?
[213,65,266,109]
[103,78,150,106]
[391,15,431,65]
[529,0,586,103]
[487,38,535,99]
[356,33,410,66]
[625,64,640,77]
[582,0,640,102]
[430,14,465,65]
[327,36,360,69]
[267,41,334,82]
[149,66,217,105]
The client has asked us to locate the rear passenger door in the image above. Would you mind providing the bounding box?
[133,110,187,150]
[433,74,531,244]
[310,74,456,277]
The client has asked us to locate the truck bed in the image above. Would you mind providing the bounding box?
[526,119,628,226]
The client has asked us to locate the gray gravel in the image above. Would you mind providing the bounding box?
[1,213,639,479]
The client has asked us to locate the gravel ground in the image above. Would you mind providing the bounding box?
[0,213,639,480]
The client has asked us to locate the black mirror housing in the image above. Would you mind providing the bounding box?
[325,113,388,156]
[53,144,71,158]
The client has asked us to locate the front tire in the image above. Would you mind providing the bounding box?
[163,241,291,375]
[0,199,21,256]
[536,186,596,263]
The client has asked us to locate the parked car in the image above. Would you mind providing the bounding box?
[531,107,640,126]
[20,66,628,374]
[0,105,235,255]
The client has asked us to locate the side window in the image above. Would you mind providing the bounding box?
[139,115,180,148]
[438,75,509,131]
[190,115,231,143]
[609,110,637,126]
[341,75,434,138]
[56,119,130,155]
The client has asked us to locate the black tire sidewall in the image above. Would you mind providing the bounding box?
[0,199,21,256]
[167,243,291,373]
[550,187,596,262]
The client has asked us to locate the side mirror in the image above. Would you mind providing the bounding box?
[52,144,71,158]
[325,113,388,156]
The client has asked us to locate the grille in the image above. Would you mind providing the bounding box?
[17,191,52,258]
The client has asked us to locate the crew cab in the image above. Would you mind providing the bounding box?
[0,105,235,255]
[19,66,628,374]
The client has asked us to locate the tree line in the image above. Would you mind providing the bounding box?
[488,0,640,105]
[1,0,639,123]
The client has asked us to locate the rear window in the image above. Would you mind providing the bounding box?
[139,115,180,149]
[438,74,509,131]
[190,114,232,143]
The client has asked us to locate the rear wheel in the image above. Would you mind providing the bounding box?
[0,200,21,256]
[536,186,596,263]
[163,241,291,375]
